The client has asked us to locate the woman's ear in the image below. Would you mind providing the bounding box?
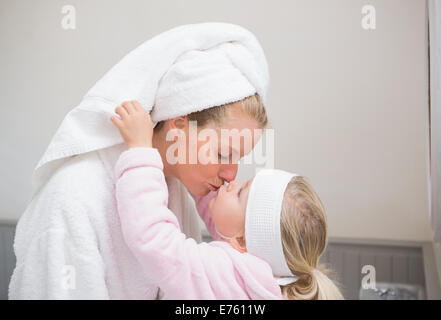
[168,116,188,130]
[230,236,247,253]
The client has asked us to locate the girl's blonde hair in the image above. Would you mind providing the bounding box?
[280,176,344,300]
[154,93,268,131]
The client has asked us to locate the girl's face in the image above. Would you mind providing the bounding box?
[171,109,262,197]
[208,178,253,239]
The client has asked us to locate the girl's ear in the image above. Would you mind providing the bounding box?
[230,236,247,253]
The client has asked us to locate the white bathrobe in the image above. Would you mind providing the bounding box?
[9,143,202,299]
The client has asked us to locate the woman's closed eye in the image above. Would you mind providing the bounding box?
[218,152,229,159]
[218,153,231,162]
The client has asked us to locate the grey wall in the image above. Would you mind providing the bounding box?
[428,0,441,284]
[0,223,15,300]
[0,0,432,242]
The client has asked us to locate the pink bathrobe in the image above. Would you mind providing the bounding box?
[114,147,284,300]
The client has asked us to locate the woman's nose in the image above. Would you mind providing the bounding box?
[218,164,238,183]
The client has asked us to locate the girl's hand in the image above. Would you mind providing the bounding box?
[111,100,154,149]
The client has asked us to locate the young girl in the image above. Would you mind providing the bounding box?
[110,101,343,300]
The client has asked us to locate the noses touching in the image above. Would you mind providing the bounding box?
[218,163,238,184]
[207,164,238,190]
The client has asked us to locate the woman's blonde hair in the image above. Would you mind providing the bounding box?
[280,176,343,300]
[154,93,268,131]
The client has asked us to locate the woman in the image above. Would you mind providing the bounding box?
[9,23,271,299]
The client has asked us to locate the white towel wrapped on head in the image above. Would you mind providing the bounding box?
[33,22,269,196]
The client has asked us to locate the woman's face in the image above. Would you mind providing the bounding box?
[168,109,263,197]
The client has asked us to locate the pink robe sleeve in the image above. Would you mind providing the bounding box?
[114,147,248,299]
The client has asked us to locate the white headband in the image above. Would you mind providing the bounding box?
[245,169,299,286]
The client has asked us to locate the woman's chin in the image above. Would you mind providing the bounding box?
[185,183,210,197]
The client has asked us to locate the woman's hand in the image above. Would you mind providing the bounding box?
[111,100,154,149]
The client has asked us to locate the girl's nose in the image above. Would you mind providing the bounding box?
[226,181,236,192]
[226,181,242,192]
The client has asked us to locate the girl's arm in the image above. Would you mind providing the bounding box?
[114,147,226,298]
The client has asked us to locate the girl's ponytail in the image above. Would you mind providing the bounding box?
[311,267,343,300]
[281,266,343,300]
[280,176,343,300]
